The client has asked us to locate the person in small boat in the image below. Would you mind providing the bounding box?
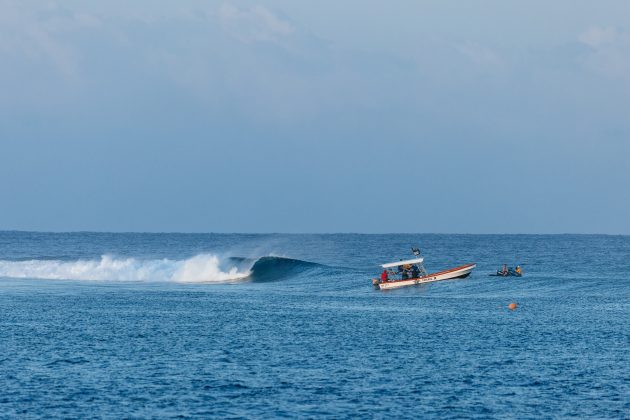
[411,264,419,278]
[381,269,389,283]
[498,264,508,276]
[515,265,522,276]
[397,260,404,279]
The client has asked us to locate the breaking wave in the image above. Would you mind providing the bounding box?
[0,255,324,283]
[248,256,322,282]
[0,254,250,283]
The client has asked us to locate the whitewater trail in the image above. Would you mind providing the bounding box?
[0,254,252,283]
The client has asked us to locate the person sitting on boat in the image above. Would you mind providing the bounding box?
[397,260,404,278]
[411,264,419,278]
[381,269,389,283]
[403,263,414,279]
[498,264,508,276]
[515,265,522,276]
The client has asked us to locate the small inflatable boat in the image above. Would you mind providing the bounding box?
[489,267,522,277]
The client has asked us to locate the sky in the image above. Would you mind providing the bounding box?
[1,0,629,233]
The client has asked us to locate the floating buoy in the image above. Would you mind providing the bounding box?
[508,302,517,310]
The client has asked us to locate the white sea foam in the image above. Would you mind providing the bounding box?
[0,254,252,283]
[172,254,250,283]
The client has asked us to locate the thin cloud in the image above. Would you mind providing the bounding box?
[457,41,505,70]
[218,3,295,44]
[579,26,617,48]
[578,26,630,83]
[0,1,103,79]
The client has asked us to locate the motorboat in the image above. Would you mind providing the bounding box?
[372,248,476,290]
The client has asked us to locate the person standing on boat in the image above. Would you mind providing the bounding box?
[381,269,389,283]
[397,260,404,279]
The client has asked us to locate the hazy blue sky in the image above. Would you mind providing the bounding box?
[1,1,629,233]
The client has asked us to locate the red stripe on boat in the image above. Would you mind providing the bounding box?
[385,263,476,283]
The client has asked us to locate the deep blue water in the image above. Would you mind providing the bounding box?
[1,232,629,418]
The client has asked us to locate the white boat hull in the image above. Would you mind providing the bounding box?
[376,263,476,290]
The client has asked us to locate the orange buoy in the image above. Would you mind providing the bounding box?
[508,302,517,310]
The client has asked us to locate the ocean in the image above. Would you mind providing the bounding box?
[1,232,629,418]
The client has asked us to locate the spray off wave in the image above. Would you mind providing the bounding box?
[0,254,251,283]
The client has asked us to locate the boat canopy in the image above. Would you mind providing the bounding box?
[381,257,424,268]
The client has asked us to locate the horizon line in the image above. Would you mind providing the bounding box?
[1,230,628,236]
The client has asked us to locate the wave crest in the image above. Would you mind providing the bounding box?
[172,255,249,283]
[0,254,251,283]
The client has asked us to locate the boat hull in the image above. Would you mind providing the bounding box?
[376,263,476,290]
